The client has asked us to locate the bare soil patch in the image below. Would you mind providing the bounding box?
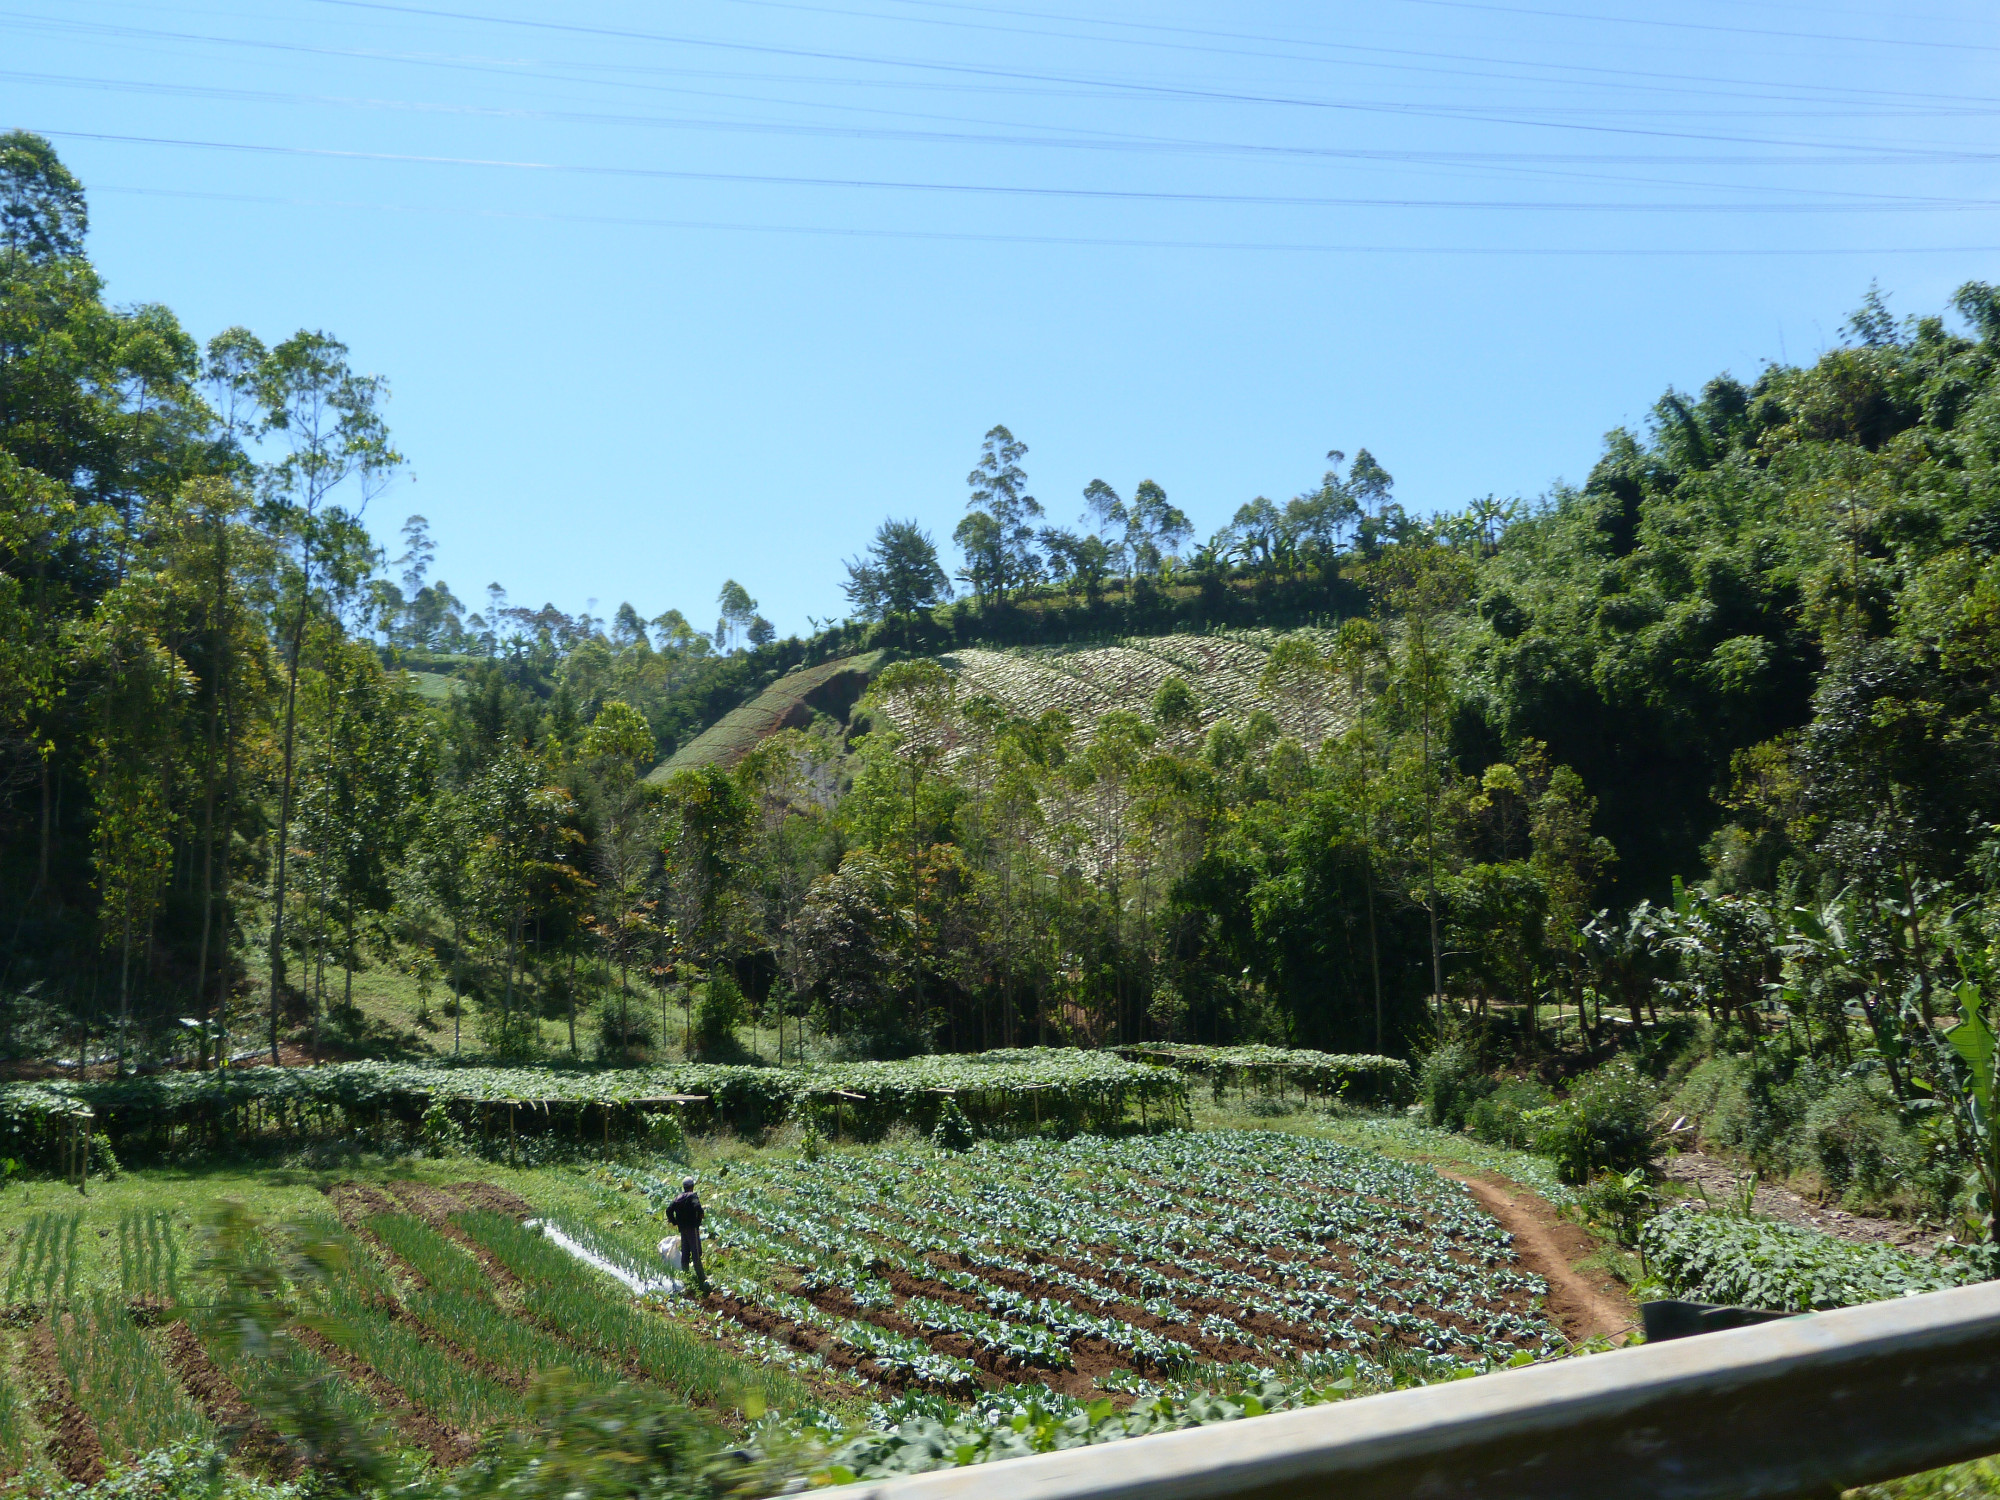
[449,1181,535,1220]
[25,1318,104,1487]
[1441,1173,1635,1343]
[161,1321,302,1479]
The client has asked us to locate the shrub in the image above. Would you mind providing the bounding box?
[642,1111,689,1162]
[1418,1039,1492,1131]
[1803,1076,1945,1214]
[1575,1168,1656,1247]
[421,1100,466,1157]
[1530,1061,1658,1185]
[932,1099,974,1153]
[1466,1079,1554,1149]
[694,974,749,1059]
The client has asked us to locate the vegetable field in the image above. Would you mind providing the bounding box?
[640,1130,1562,1404]
[913,633,1355,751]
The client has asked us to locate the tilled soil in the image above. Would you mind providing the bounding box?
[289,1325,476,1467]
[160,1320,302,1479]
[25,1317,104,1486]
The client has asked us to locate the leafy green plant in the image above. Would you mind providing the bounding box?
[421,1099,467,1156]
[1574,1168,1655,1248]
[1640,1207,1975,1311]
[931,1099,974,1153]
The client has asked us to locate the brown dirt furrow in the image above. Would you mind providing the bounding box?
[930,1256,1252,1365]
[160,1321,302,1479]
[24,1318,104,1487]
[290,1324,476,1468]
[449,1182,535,1220]
[384,1182,523,1293]
[803,1283,1106,1401]
[702,1293,922,1397]
[1442,1172,1636,1344]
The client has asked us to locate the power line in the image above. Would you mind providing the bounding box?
[46,129,2000,212]
[92,181,2000,256]
[1397,0,2000,55]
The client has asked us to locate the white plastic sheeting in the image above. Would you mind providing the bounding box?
[522,1218,680,1297]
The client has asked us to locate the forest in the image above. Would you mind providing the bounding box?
[5,128,2000,1246]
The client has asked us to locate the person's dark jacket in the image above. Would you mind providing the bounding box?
[666,1190,704,1238]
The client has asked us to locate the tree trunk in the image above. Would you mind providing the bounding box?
[268,592,310,1064]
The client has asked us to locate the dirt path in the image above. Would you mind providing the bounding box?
[1441,1172,1638,1345]
[1657,1149,1943,1253]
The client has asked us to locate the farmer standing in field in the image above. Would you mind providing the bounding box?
[666,1175,706,1288]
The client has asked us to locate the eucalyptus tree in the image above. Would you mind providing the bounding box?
[1371,539,1473,1022]
[955,425,1042,601]
[236,331,402,1060]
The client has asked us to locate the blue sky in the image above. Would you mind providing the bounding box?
[11,0,2000,636]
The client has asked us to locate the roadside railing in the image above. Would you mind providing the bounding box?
[850,1279,2000,1500]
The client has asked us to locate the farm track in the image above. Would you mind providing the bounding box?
[160,1320,302,1480]
[1443,1174,1635,1343]
[25,1317,103,1486]
[289,1325,476,1467]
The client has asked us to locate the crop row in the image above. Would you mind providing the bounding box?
[683,1131,1559,1401]
[1639,1208,1982,1311]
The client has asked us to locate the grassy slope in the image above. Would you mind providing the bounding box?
[650,652,884,780]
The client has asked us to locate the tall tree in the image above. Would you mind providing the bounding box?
[843,518,952,620]
[954,425,1042,601]
[245,331,401,1061]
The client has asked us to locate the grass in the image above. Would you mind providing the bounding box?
[54,1297,213,1464]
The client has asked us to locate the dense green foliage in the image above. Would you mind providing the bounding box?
[0,1049,1183,1168]
[1640,1207,1983,1311]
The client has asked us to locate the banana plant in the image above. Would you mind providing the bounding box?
[1933,983,2000,1244]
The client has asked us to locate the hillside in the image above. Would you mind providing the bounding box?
[650,651,885,777]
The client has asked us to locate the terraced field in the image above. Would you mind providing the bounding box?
[874,632,1356,756]
[614,1131,1562,1404]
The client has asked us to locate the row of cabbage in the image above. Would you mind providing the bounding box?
[657,1130,1560,1402]
[1118,1044,1413,1105]
[0,1050,1185,1170]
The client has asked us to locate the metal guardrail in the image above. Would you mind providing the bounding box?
[850,1279,2000,1500]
